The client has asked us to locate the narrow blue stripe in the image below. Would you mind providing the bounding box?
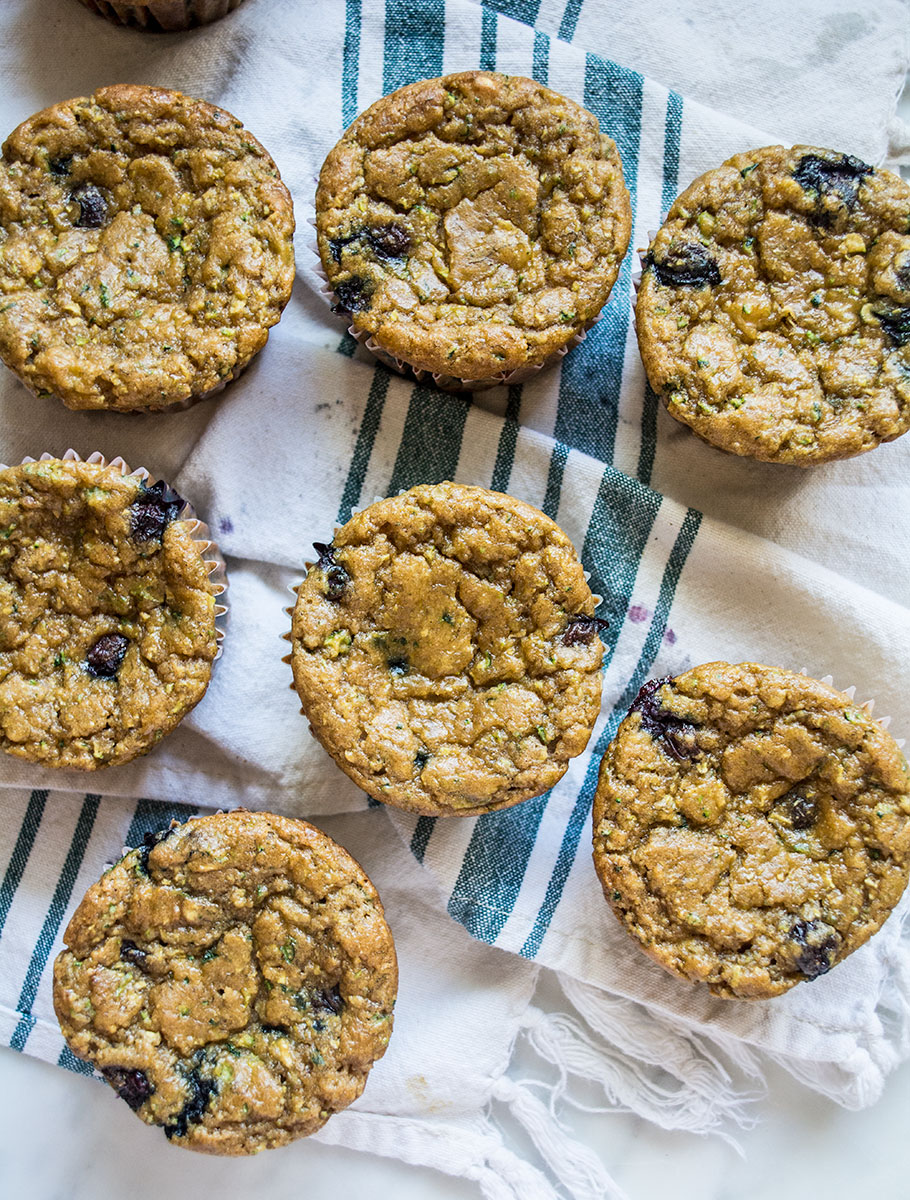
[480,6,497,70]
[410,816,436,863]
[490,385,523,493]
[521,508,702,958]
[482,0,542,25]
[541,442,568,520]
[661,91,684,216]
[558,0,584,42]
[447,791,550,942]
[580,467,661,672]
[554,55,643,465]
[58,1044,95,1076]
[341,0,363,127]
[388,387,471,493]
[337,331,358,358]
[337,366,392,523]
[0,790,48,944]
[384,0,445,94]
[11,794,101,1052]
[532,30,549,84]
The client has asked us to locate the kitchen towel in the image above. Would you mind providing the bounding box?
[1,1,909,1197]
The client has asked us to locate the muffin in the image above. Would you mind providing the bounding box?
[0,85,294,412]
[289,482,606,817]
[74,0,247,33]
[635,146,910,465]
[592,663,910,999]
[316,71,631,389]
[54,809,397,1155]
[0,454,221,768]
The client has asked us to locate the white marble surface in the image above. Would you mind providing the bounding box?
[3,970,910,1200]
[3,11,910,1200]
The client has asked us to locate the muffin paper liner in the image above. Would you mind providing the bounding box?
[304,207,601,394]
[73,0,245,31]
[0,449,229,662]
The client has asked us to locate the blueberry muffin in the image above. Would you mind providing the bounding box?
[54,810,397,1155]
[316,71,631,387]
[74,0,246,30]
[592,663,910,999]
[0,456,219,768]
[290,482,606,816]
[636,146,910,464]
[0,85,294,411]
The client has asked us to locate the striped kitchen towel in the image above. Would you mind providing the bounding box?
[2,0,910,1192]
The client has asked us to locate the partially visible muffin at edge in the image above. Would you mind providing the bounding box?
[290,482,607,817]
[636,145,910,465]
[0,85,295,412]
[0,457,219,768]
[592,663,910,999]
[316,71,631,386]
[74,0,247,31]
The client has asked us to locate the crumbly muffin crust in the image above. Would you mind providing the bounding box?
[316,71,631,382]
[54,810,397,1155]
[0,457,217,768]
[592,663,910,999]
[0,85,294,411]
[290,482,605,817]
[636,145,910,464]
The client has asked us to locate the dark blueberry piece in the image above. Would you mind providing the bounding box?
[388,657,409,676]
[332,275,371,314]
[130,479,185,543]
[630,677,701,762]
[313,542,350,601]
[259,1024,285,1036]
[164,1070,217,1140]
[414,749,430,770]
[785,793,818,830]
[561,614,609,647]
[788,918,840,979]
[873,304,910,347]
[138,827,172,876]
[120,939,148,968]
[312,985,344,1014]
[49,156,73,178]
[647,242,721,289]
[328,233,358,263]
[85,633,130,679]
[102,1067,152,1111]
[366,223,411,261]
[793,152,872,226]
[313,1018,326,1032]
[70,182,108,229]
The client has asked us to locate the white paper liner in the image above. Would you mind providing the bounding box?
[303,201,602,393]
[74,0,246,31]
[0,449,229,662]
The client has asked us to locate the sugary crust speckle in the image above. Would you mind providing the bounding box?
[0,458,217,768]
[636,145,910,465]
[53,810,397,1155]
[0,85,295,411]
[291,482,605,817]
[316,71,631,381]
[592,662,910,999]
